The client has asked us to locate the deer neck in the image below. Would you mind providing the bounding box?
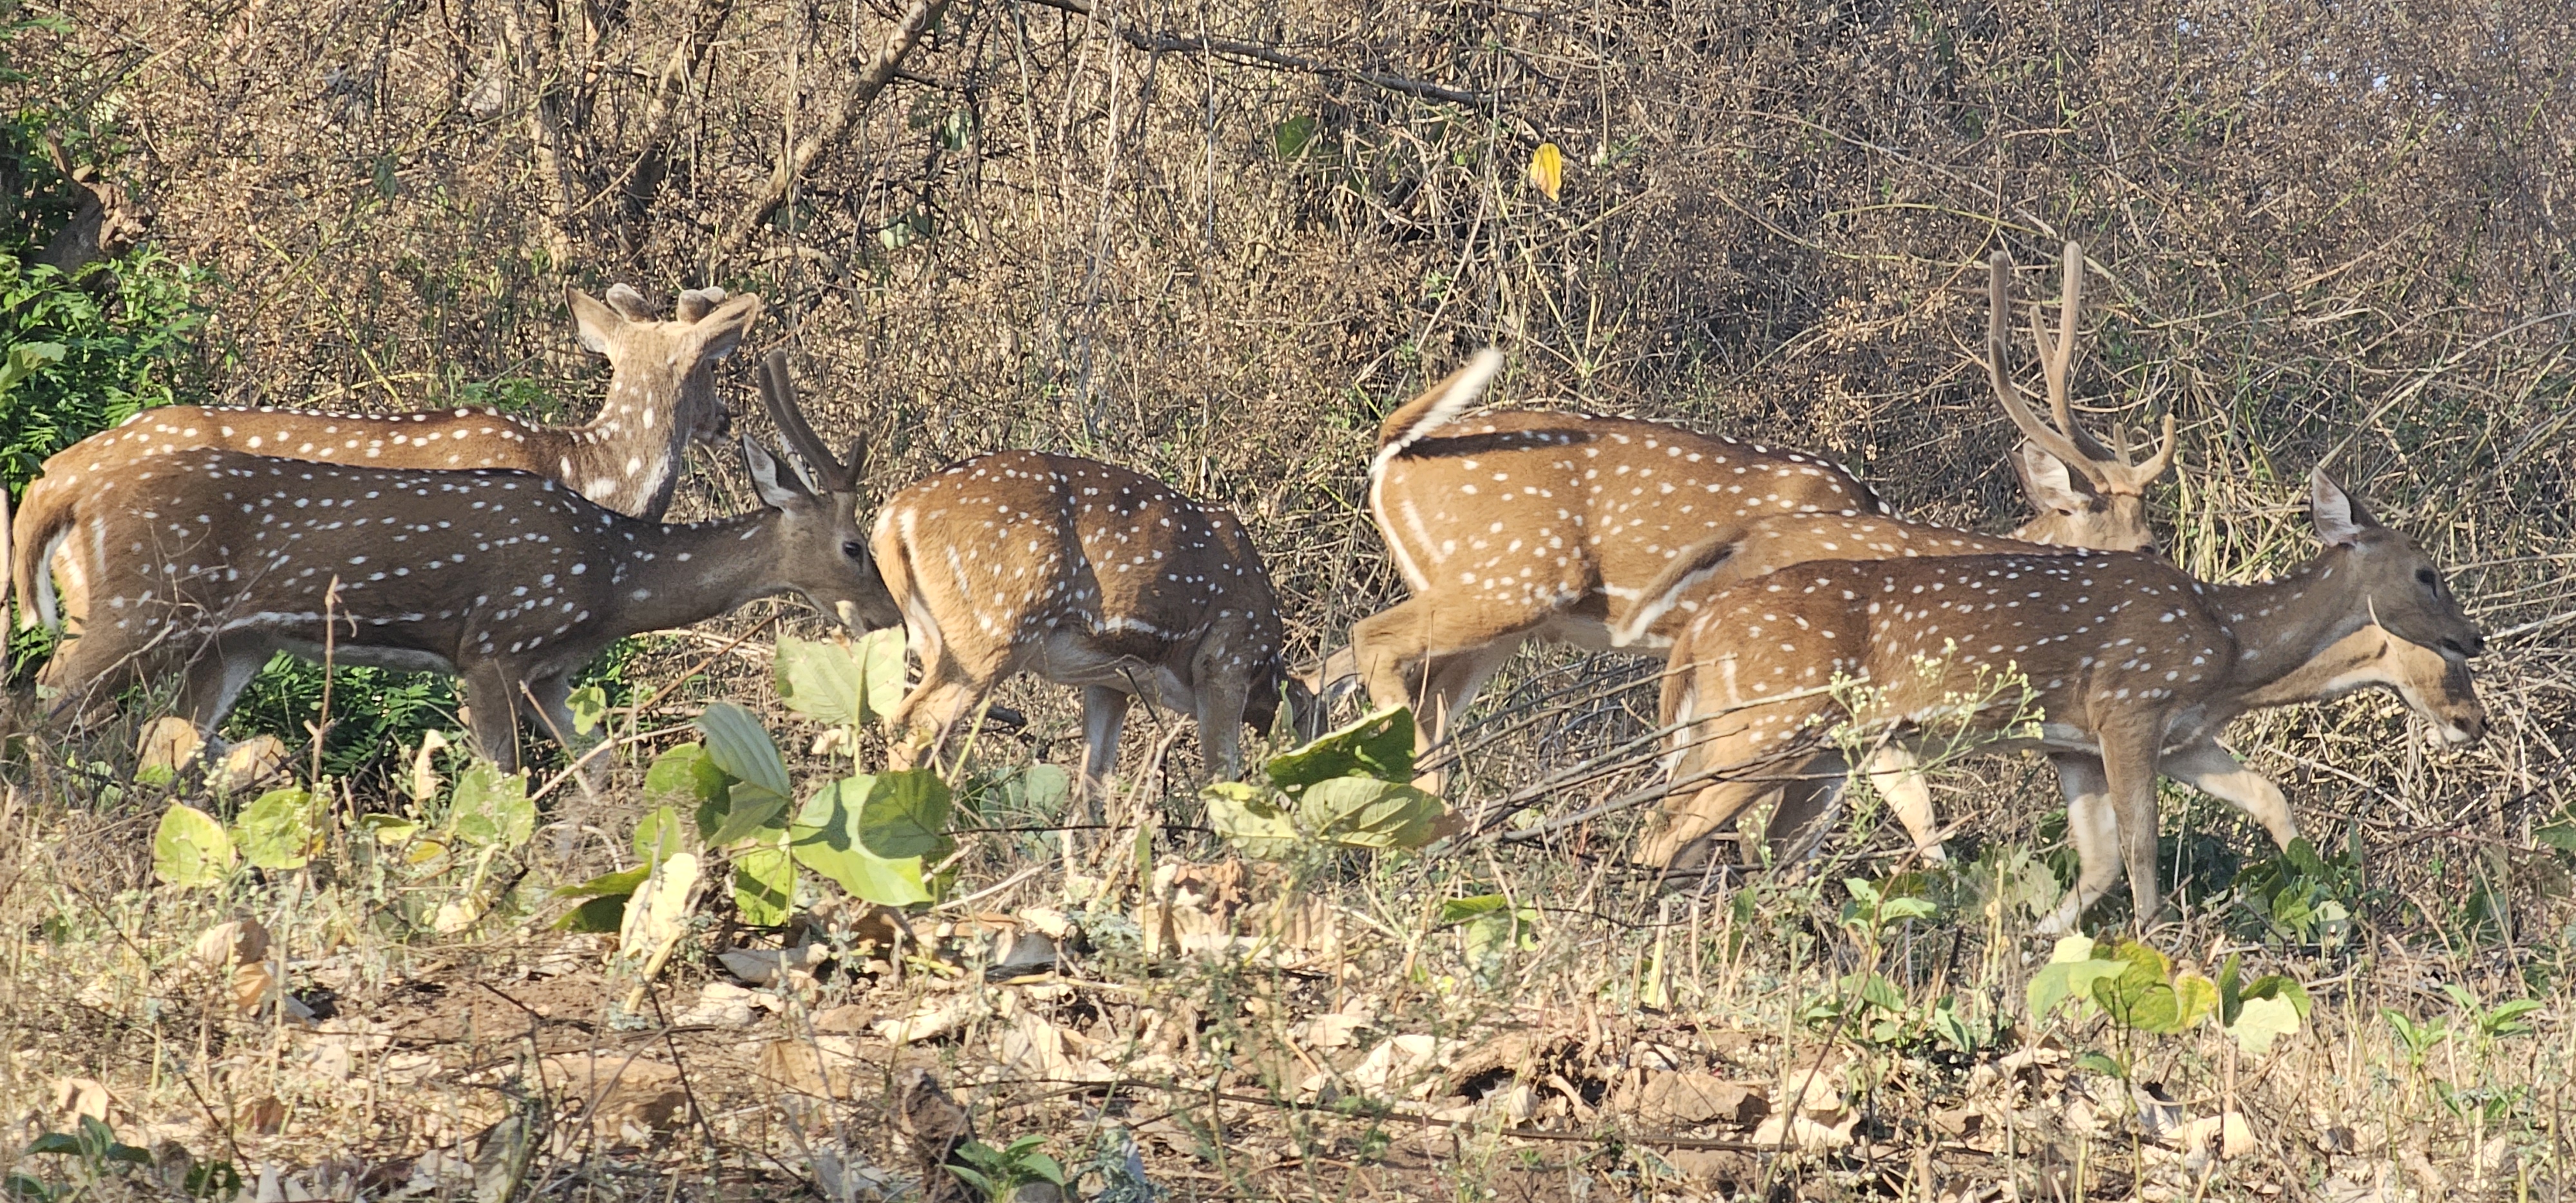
[564,372,693,518]
[2202,549,2371,696]
[602,514,787,634]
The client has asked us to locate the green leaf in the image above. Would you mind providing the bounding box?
[855,627,907,721]
[1265,706,1416,793]
[448,762,535,849]
[999,764,1072,815]
[2218,952,2245,1027]
[695,702,791,800]
[1202,781,1300,860]
[233,788,323,870]
[2092,943,2183,1032]
[2535,823,2576,854]
[2227,994,2304,1055]
[567,685,609,736]
[2172,972,2220,1033]
[733,839,795,927]
[1272,114,1318,159]
[26,1132,81,1156]
[632,806,687,865]
[1018,1152,1068,1186]
[857,769,954,860]
[0,341,65,395]
[153,804,236,889]
[707,782,791,848]
[2073,1050,2128,1079]
[357,813,421,844]
[790,778,933,906]
[553,866,650,900]
[1437,893,1511,927]
[775,634,867,727]
[1295,775,1443,850]
[557,895,627,933]
[2025,936,2127,1023]
[1844,970,1906,1014]
[645,743,732,807]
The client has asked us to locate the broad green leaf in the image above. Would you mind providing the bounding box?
[558,895,627,933]
[234,788,323,869]
[775,634,867,726]
[1437,893,1510,927]
[2025,936,2127,1023]
[2218,952,2246,1027]
[791,779,933,906]
[0,341,64,395]
[1463,907,1537,965]
[855,627,907,721]
[153,804,235,889]
[554,866,650,900]
[695,703,791,800]
[2535,823,2576,854]
[857,769,954,860]
[1202,781,1300,860]
[1000,764,1072,815]
[1294,775,1443,850]
[567,685,609,735]
[2226,994,2303,1055]
[358,813,422,844]
[2243,974,2313,1021]
[2172,972,2220,1033]
[2092,942,2184,1033]
[645,743,732,807]
[448,762,535,849]
[1845,970,1906,1014]
[2073,1050,2128,1079]
[1264,706,1416,793]
[734,840,795,927]
[632,806,687,865]
[1272,115,1318,160]
[707,782,791,848]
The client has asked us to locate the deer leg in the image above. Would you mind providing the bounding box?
[2158,737,2299,850]
[1352,602,1519,777]
[461,663,524,775]
[2098,719,2168,928]
[518,672,605,800]
[1760,753,1850,866]
[36,625,154,729]
[886,652,994,773]
[171,638,276,759]
[1639,709,1812,868]
[1077,687,1132,821]
[2036,753,2118,935]
[1192,672,1251,782]
[1864,746,1946,861]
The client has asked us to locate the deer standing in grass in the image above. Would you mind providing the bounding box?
[10,285,761,632]
[864,435,1315,802]
[1619,245,2436,861]
[19,352,899,772]
[1646,470,2483,931]
[1350,244,2172,789]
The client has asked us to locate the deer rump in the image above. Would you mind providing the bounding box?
[37,453,650,698]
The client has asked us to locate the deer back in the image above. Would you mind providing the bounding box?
[873,450,1291,694]
[1368,407,1882,643]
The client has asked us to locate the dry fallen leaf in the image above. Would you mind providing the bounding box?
[218,735,290,794]
[137,717,204,777]
[229,960,275,1015]
[193,916,270,969]
[1528,142,1566,201]
[235,1095,287,1134]
[53,1077,115,1124]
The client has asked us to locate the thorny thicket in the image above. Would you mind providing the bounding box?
[3,0,2573,1198]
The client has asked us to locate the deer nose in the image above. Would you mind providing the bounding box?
[2445,634,2485,659]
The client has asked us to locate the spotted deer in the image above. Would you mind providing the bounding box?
[22,352,899,772]
[1350,243,2171,788]
[864,439,1315,800]
[10,284,761,632]
[1646,471,2483,931]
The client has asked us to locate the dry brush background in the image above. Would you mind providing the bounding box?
[5,0,2576,1198]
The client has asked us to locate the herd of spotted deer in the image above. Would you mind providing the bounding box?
[0,243,2490,933]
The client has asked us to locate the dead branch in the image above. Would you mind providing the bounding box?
[1018,0,1492,109]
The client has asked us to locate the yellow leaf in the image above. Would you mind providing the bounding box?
[1528,142,1564,202]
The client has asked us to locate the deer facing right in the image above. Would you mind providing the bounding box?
[1645,471,2483,932]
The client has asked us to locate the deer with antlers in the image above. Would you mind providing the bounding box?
[1643,470,2484,931]
[11,284,761,632]
[862,434,1316,800]
[1350,244,2178,789]
[20,352,898,772]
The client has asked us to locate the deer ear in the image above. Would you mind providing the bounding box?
[2309,469,2378,546]
[2012,440,2096,514]
[685,294,763,365]
[743,438,810,509]
[567,287,623,354]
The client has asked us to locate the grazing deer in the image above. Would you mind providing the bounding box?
[864,439,1314,799]
[1645,471,2483,932]
[1350,243,2170,788]
[21,353,899,772]
[10,284,761,632]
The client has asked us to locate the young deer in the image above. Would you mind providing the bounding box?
[10,285,761,630]
[23,354,899,772]
[864,438,1313,799]
[1646,471,2484,931]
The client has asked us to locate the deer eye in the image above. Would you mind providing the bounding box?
[842,540,867,560]
[2416,568,2439,587]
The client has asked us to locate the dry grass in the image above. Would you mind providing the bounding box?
[5,0,2574,1198]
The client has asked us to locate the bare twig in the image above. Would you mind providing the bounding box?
[1016,0,1492,109]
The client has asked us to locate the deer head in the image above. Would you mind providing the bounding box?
[1987,243,2176,551]
[750,349,903,634]
[568,283,762,458]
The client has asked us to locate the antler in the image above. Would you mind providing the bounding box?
[1984,242,2177,494]
[758,350,864,491]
